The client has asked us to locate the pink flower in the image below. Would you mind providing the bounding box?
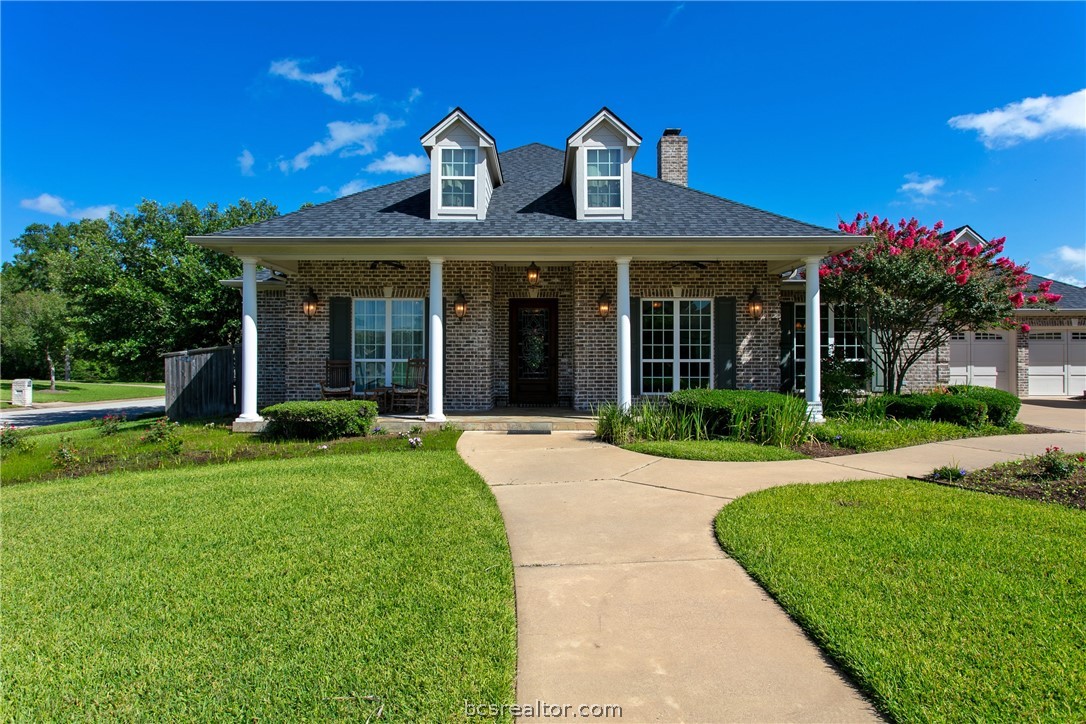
[1020,323,1031,333]
[1027,295,1039,303]
[889,246,901,256]
[1043,292,1062,304]
[955,273,970,285]
[1038,280,1053,292]
[1009,291,1025,307]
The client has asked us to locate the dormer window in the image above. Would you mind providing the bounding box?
[563,108,641,221]
[420,108,503,221]
[586,148,622,208]
[440,148,477,208]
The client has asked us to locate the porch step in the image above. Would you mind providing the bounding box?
[374,415,596,434]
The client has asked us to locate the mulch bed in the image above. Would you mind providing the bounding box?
[914,456,1086,510]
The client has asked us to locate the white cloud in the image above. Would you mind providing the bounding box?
[664,2,685,27]
[1042,272,1085,287]
[948,89,1086,149]
[269,59,374,103]
[1055,244,1086,268]
[898,172,946,203]
[337,180,367,197]
[20,193,69,216]
[238,149,255,176]
[281,114,402,172]
[313,185,332,194]
[71,204,116,220]
[1039,245,1086,287]
[20,193,114,219]
[366,152,429,175]
[408,87,422,103]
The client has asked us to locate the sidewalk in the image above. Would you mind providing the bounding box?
[458,425,1081,723]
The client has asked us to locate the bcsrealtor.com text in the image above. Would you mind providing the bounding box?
[465,700,622,718]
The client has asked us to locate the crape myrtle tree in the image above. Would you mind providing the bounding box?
[821,213,1061,395]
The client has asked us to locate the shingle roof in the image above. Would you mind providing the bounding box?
[1024,274,1086,311]
[209,143,841,240]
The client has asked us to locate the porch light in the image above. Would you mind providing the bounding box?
[302,288,319,318]
[453,291,468,319]
[597,293,611,317]
[526,261,541,287]
[746,287,764,320]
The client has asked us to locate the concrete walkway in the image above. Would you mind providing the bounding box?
[458,422,1083,723]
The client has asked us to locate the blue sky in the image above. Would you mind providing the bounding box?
[3,1,1084,284]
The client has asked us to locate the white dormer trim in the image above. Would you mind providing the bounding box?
[420,108,502,221]
[947,225,986,246]
[564,108,641,221]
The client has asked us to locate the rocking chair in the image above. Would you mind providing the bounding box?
[319,360,354,400]
[390,358,428,414]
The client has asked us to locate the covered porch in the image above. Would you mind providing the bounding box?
[195,238,845,430]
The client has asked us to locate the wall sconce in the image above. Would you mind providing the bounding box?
[746,287,764,320]
[597,293,611,317]
[453,291,468,319]
[302,288,319,318]
[526,261,541,287]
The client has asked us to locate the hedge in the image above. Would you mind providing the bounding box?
[883,394,941,421]
[260,400,378,440]
[668,389,810,447]
[931,396,988,428]
[948,385,1021,427]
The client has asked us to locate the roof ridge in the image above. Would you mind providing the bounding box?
[631,170,842,236]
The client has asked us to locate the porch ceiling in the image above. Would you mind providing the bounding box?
[188,235,862,277]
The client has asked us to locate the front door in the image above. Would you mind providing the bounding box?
[509,299,559,405]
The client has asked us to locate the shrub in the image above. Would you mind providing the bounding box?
[96,412,128,437]
[931,396,988,428]
[883,393,941,421]
[821,352,871,414]
[0,424,34,454]
[51,438,81,470]
[141,417,179,444]
[594,401,706,445]
[932,464,968,482]
[669,389,811,447]
[261,400,378,440]
[948,385,1021,428]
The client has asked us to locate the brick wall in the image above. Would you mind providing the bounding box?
[573,261,618,409]
[256,289,286,408]
[656,132,688,186]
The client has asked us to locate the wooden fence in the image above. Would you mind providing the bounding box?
[163,345,239,421]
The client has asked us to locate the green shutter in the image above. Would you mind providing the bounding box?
[714,297,736,389]
[780,301,795,392]
[630,297,641,397]
[329,297,352,361]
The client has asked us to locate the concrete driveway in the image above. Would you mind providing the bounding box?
[458,419,1082,723]
[0,397,165,428]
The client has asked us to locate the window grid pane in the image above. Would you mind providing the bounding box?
[440,148,476,177]
[587,179,621,208]
[641,299,712,394]
[441,179,475,207]
[353,299,424,392]
[794,304,869,392]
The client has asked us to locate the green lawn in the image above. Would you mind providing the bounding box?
[812,416,1021,452]
[624,439,807,461]
[1,380,164,408]
[2,442,516,721]
[1,417,460,486]
[716,479,1086,721]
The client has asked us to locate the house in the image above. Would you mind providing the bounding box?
[950,272,1086,397]
[193,107,880,428]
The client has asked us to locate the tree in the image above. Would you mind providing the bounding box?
[822,214,1060,394]
[0,290,72,390]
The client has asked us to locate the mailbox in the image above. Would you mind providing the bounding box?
[11,379,33,407]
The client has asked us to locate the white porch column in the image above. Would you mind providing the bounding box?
[236,257,262,423]
[427,257,446,422]
[804,256,825,423]
[616,257,633,410]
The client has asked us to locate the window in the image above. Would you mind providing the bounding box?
[586,148,622,208]
[974,332,1005,340]
[794,304,869,392]
[641,299,713,393]
[440,148,476,207]
[1028,332,1063,340]
[353,299,425,391]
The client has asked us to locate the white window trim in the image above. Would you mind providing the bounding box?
[639,297,714,395]
[352,298,425,390]
[438,147,478,211]
[585,147,623,210]
[794,303,870,393]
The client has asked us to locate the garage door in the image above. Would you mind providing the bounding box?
[1028,330,1086,396]
[949,331,1012,392]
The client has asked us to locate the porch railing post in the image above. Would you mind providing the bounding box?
[804,256,825,422]
[616,257,632,410]
[427,257,446,422]
[236,257,262,423]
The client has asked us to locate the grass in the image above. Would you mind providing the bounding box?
[0,417,460,486]
[1,379,164,408]
[812,416,1022,452]
[624,439,807,461]
[1,439,516,720]
[715,479,1086,721]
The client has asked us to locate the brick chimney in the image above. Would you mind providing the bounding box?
[657,128,688,186]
